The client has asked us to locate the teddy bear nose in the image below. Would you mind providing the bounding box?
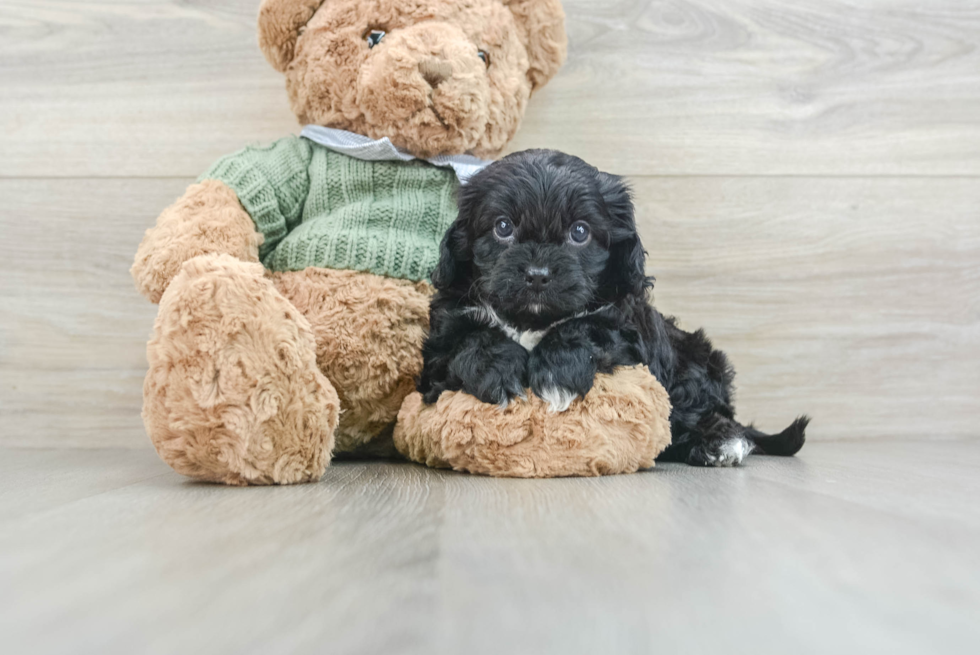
[419,58,453,88]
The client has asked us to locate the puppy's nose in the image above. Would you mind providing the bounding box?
[419,58,453,88]
[525,266,551,291]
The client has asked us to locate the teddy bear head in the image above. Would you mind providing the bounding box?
[258,0,566,159]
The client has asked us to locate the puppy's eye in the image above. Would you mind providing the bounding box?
[477,49,490,68]
[569,221,591,245]
[493,218,515,241]
[366,30,385,48]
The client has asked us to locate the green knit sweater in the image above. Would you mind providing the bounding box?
[201,135,460,282]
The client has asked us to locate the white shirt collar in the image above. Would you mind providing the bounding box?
[300,125,492,184]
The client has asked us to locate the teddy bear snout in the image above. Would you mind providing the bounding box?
[419,58,453,88]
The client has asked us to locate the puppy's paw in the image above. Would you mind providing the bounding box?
[495,387,528,411]
[528,347,595,413]
[420,375,524,408]
[449,343,528,409]
[535,383,579,413]
[687,437,754,467]
[466,367,527,409]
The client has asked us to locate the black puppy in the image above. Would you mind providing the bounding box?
[417,149,807,466]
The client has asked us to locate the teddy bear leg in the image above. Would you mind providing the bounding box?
[143,254,340,485]
[272,269,433,455]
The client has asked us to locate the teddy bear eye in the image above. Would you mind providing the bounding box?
[366,30,385,48]
[477,50,490,68]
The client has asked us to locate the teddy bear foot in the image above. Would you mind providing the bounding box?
[142,254,340,485]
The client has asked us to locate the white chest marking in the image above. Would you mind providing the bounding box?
[500,324,548,351]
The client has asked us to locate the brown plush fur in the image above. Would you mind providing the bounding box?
[132,0,585,484]
[272,268,433,452]
[258,0,567,158]
[394,366,673,478]
[258,0,324,71]
[132,180,262,304]
[143,254,339,486]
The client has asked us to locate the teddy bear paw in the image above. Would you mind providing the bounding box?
[142,254,340,485]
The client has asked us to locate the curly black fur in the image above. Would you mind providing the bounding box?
[417,149,807,466]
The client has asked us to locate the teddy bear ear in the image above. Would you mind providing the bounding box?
[502,0,568,90]
[257,0,325,72]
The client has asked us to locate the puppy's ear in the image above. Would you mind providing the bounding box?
[431,220,470,291]
[258,0,325,72]
[432,177,488,291]
[598,172,650,298]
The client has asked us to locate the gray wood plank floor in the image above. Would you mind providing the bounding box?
[1,441,977,654]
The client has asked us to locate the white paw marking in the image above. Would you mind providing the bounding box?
[702,437,754,467]
[538,386,578,413]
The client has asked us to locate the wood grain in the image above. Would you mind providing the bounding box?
[1,1,979,177]
[632,176,980,439]
[0,179,183,447]
[0,1,977,445]
[1,177,977,446]
[512,0,980,175]
[1,441,978,654]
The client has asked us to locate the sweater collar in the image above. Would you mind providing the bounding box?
[300,125,492,184]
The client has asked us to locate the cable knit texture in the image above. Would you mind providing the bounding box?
[202,136,458,282]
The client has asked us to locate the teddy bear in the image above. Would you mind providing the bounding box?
[131,0,672,485]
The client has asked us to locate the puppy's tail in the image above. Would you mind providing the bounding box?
[744,415,809,457]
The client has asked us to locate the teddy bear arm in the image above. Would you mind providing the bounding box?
[395,365,674,478]
[132,136,314,303]
[131,180,262,303]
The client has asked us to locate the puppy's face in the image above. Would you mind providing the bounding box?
[467,162,610,329]
[435,150,648,330]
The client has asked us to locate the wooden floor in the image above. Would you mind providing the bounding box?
[1,440,978,654]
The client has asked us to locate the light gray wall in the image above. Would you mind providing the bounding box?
[2,0,978,446]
